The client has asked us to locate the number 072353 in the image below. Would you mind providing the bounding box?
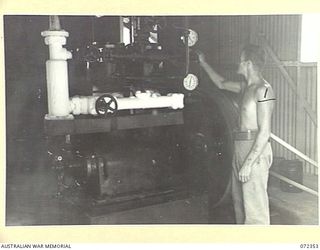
[300,244,319,248]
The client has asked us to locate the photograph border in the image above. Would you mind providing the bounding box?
[1,0,320,244]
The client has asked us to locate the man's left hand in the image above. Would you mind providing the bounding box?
[238,163,252,183]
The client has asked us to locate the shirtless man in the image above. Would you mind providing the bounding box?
[198,44,275,224]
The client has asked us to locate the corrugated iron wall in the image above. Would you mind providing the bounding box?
[191,15,250,65]
[191,15,317,174]
[264,67,297,161]
[254,15,317,175]
[255,15,300,61]
[253,15,299,165]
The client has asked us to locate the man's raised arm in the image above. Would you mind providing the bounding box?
[197,50,243,93]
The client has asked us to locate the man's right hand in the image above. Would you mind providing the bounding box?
[195,50,206,64]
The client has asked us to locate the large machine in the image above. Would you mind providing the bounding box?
[42,16,239,222]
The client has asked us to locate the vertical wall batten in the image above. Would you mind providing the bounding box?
[301,66,318,174]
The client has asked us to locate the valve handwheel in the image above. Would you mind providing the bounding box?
[95,94,118,117]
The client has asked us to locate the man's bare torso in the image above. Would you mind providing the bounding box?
[239,80,272,131]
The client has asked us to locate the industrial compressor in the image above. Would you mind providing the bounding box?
[42,16,239,218]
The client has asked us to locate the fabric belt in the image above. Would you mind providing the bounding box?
[233,130,257,141]
[233,130,271,142]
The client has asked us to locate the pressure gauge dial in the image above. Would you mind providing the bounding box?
[182,29,198,47]
[183,73,199,91]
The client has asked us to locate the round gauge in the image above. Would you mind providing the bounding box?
[182,29,198,47]
[183,73,199,91]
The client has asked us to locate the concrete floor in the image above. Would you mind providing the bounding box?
[268,174,318,225]
[6,164,318,226]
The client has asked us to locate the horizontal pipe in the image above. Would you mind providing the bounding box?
[70,92,184,115]
[269,170,318,197]
[117,93,184,110]
[270,133,318,168]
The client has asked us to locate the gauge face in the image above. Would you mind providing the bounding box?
[183,73,199,91]
[188,29,198,47]
[182,29,198,47]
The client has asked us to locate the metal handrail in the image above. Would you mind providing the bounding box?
[269,171,318,197]
[271,133,318,167]
[270,133,318,196]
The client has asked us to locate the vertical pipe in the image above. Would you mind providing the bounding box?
[130,16,134,44]
[49,16,61,30]
[46,60,71,116]
[91,16,95,43]
[119,16,124,43]
[41,16,73,119]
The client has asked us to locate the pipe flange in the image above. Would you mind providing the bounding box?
[41,30,69,38]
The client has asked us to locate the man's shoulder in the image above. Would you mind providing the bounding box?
[255,82,275,102]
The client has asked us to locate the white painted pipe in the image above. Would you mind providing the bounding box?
[70,95,98,115]
[42,31,72,60]
[41,30,73,119]
[117,92,184,110]
[46,60,71,117]
[69,92,184,116]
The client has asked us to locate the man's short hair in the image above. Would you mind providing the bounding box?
[242,44,266,71]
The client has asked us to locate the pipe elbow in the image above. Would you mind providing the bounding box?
[64,50,72,60]
[56,48,72,60]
